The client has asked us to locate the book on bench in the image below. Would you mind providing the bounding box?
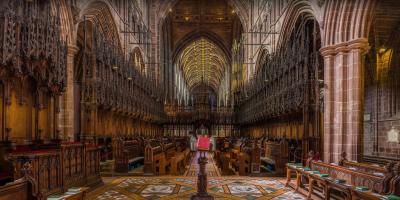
[355,186,369,191]
[334,179,346,184]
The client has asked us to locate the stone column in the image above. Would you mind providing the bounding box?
[345,39,369,161]
[320,39,369,162]
[59,45,79,141]
[321,47,335,162]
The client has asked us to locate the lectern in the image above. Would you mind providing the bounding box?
[191,136,214,200]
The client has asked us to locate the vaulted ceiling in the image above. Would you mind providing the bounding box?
[178,38,228,92]
[165,0,242,93]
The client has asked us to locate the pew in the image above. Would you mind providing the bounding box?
[238,140,261,175]
[262,138,288,175]
[113,138,144,173]
[213,138,261,176]
[144,140,166,175]
[174,136,190,152]
[286,152,400,200]
[214,138,232,174]
[0,179,32,200]
[143,137,191,175]
[170,148,190,175]
[339,152,387,175]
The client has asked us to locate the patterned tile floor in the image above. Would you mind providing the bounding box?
[87,152,306,200]
[87,176,305,200]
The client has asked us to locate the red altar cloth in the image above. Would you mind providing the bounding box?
[197,136,210,151]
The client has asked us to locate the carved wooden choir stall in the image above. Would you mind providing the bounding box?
[235,14,323,166]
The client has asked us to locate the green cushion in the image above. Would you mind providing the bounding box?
[384,195,400,200]
[319,174,329,177]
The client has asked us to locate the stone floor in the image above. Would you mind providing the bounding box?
[87,152,306,200]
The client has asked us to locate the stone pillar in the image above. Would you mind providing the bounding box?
[59,45,79,141]
[322,47,335,162]
[345,40,369,161]
[321,39,369,162]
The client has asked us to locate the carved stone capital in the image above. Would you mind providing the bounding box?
[320,38,370,57]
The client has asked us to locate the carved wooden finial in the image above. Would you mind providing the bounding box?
[338,151,347,166]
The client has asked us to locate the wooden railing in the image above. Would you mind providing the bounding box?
[61,143,85,189]
[85,145,101,185]
[10,150,62,199]
[7,143,101,200]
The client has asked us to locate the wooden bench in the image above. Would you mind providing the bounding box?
[286,153,400,200]
[263,139,288,175]
[171,148,190,175]
[238,140,261,175]
[144,140,166,175]
[0,179,32,200]
[113,138,143,173]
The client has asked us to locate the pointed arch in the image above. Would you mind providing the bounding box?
[75,0,122,49]
[322,0,376,47]
[276,0,320,50]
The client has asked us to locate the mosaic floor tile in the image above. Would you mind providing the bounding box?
[88,152,306,200]
[228,184,262,194]
[272,191,307,200]
[141,184,176,194]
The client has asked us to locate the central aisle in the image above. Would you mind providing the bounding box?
[184,151,221,177]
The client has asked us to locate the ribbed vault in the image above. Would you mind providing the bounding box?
[178,38,228,92]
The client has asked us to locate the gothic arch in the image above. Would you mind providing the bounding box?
[255,48,269,74]
[321,0,376,47]
[131,47,146,75]
[75,0,122,49]
[276,0,320,50]
[58,0,75,44]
